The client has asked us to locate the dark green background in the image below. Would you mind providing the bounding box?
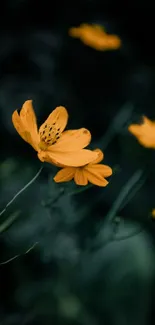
[0,1,155,324]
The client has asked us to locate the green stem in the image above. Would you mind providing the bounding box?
[104,169,145,223]
[0,211,20,233]
[0,166,43,217]
[0,242,38,265]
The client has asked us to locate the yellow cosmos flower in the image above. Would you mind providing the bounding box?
[12,100,99,167]
[128,116,155,149]
[69,23,121,51]
[54,149,112,187]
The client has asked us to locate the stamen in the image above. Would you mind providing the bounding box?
[39,123,62,149]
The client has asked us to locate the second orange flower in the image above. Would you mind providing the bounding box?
[69,23,121,51]
[128,116,155,149]
[54,149,112,187]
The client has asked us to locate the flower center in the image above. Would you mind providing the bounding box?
[39,123,61,150]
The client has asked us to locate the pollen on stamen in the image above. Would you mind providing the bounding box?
[39,122,62,148]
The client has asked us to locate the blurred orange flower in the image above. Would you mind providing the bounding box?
[54,149,112,187]
[12,100,99,167]
[69,23,121,51]
[128,116,155,149]
[151,209,155,218]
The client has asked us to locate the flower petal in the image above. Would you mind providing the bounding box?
[105,35,121,49]
[84,169,109,187]
[12,110,28,142]
[89,149,104,164]
[19,100,39,151]
[74,168,88,186]
[39,106,68,135]
[38,149,98,167]
[142,116,155,125]
[12,109,38,151]
[128,124,143,137]
[38,151,64,167]
[128,116,155,148]
[54,167,76,183]
[20,100,38,133]
[49,128,91,152]
[86,164,112,177]
[69,27,81,38]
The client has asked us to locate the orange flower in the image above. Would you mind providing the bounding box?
[54,149,112,187]
[128,116,155,149]
[12,100,99,167]
[69,23,121,51]
[151,209,155,218]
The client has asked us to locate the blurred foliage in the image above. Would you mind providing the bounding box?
[0,1,155,325]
